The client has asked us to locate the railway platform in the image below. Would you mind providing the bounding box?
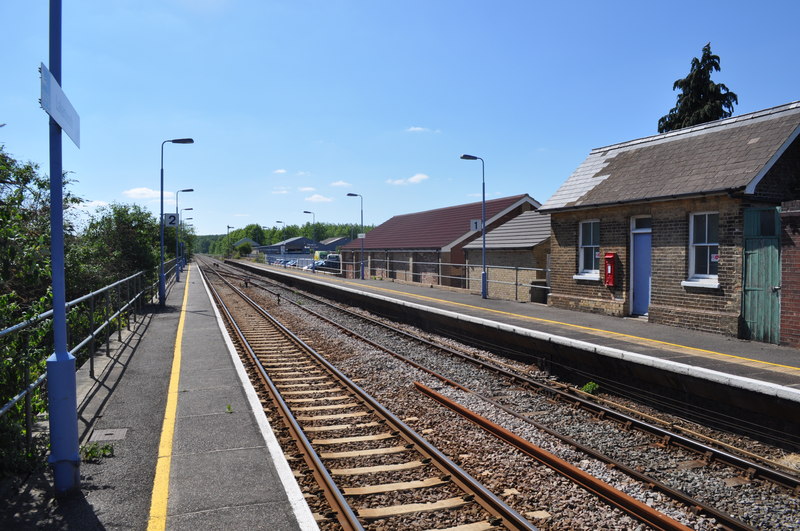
[237,261,800,392]
[229,259,800,449]
[5,258,799,528]
[2,264,317,530]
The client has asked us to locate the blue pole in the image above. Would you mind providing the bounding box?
[360,196,364,280]
[46,0,80,494]
[159,142,166,306]
[480,157,487,299]
[175,193,180,282]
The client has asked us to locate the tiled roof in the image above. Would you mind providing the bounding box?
[540,101,800,211]
[320,237,348,245]
[341,194,536,250]
[463,210,550,249]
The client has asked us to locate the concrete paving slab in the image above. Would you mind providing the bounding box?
[168,447,293,516]
[178,365,243,390]
[168,502,304,531]
[175,385,251,417]
[172,411,266,454]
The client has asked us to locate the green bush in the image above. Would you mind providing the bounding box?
[580,381,600,395]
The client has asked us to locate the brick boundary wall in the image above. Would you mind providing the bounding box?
[781,201,800,348]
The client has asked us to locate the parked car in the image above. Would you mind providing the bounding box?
[303,260,326,271]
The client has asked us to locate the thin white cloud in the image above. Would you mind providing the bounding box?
[306,194,333,203]
[272,190,289,195]
[77,200,110,210]
[273,169,287,174]
[386,173,430,186]
[233,213,249,217]
[330,180,350,187]
[296,171,310,177]
[123,187,163,199]
[406,126,441,133]
[298,186,315,192]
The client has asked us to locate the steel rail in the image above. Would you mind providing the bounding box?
[202,260,536,530]
[201,266,363,530]
[233,267,800,494]
[232,271,757,530]
[415,382,694,531]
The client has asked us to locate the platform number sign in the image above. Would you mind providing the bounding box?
[163,213,178,227]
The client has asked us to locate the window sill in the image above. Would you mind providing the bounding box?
[681,279,720,290]
[573,273,600,282]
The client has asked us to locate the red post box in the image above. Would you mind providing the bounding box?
[604,252,616,286]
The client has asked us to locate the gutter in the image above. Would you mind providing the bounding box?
[539,188,746,214]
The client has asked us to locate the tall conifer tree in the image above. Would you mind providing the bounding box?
[658,43,738,133]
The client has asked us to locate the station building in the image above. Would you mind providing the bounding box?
[539,101,800,345]
[340,194,541,292]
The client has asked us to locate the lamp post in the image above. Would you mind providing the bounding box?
[460,154,487,299]
[303,209,316,243]
[179,207,193,274]
[347,193,364,279]
[276,221,285,262]
[303,210,316,269]
[159,138,194,306]
[175,189,193,282]
[226,224,233,258]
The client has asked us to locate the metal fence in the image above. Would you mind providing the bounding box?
[0,261,175,458]
[295,255,550,303]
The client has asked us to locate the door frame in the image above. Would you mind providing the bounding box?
[742,207,781,344]
[630,216,652,316]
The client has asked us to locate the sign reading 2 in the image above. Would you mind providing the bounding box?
[163,213,178,227]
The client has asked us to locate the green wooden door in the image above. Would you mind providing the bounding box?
[742,208,781,344]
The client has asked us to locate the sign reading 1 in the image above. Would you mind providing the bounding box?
[163,213,178,227]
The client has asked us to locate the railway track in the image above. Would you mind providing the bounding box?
[202,262,534,529]
[200,257,800,529]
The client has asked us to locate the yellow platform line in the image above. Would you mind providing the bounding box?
[147,268,191,531]
[330,277,800,373]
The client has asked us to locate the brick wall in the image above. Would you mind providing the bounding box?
[781,201,800,347]
[549,196,751,336]
[465,246,549,301]
[549,207,629,316]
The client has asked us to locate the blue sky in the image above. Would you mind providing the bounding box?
[3,1,798,236]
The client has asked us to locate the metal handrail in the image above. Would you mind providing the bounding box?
[0,263,175,422]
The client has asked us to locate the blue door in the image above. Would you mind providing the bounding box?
[632,232,652,315]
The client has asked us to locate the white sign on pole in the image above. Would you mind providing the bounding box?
[163,213,178,227]
[40,63,80,148]
[470,219,481,231]
[358,233,366,239]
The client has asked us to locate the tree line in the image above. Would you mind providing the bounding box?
[202,222,372,256]
[1,144,196,473]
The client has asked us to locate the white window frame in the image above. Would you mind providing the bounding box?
[574,219,600,281]
[682,211,720,289]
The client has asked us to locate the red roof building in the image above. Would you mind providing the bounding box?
[340,194,540,285]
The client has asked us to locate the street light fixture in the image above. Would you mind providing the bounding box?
[276,221,286,262]
[226,225,234,257]
[159,138,194,306]
[460,154,487,299]
[175,189,193,282]
[303,210,316,242]
[347,193,364,279]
